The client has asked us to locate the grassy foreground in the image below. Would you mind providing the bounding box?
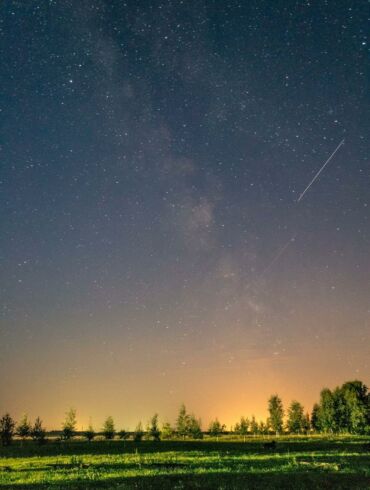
[0,436,369,489]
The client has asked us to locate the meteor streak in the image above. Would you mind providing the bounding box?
[259,234,297,279]
[297,139,345,202]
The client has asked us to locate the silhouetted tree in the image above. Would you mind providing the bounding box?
[234,416,249,442]
[311,403,320,432]
[208,418,226,440]
[303,412,311,433]
[148,413,161,441]
[335,381,368,434]
[250,416,259,436]
[314,381,370,434]
[133,421,144,442]
[0,413,15,446]
[62,408,77,440]
[84,423,95,442]
[287,401,305,434]
[268,395,284,435]
[161,422,174,440]
[31,417,46,445]
[318,388,335,433]
[16,414,31,440]
[176,404,189,439]
[187,414,203,439]
[258,421,269,435]
[102,416,115,440]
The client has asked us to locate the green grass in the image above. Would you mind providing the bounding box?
[0,436,369,489]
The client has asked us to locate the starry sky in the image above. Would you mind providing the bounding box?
[0,1,369,430]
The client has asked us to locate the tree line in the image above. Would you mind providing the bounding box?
[1,379,369,446]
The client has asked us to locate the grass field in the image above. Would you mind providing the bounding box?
[0,436,369,489]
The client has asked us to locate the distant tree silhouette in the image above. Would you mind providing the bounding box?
[62,408,77,440]
[317,388,336,433]
[268,395,284,435]
[161,422,174,440]
[187,414,203,439]
[176,404,189,439]
[84,423,95,442]
[148,413,161,441]
[175,404,203,438]
[208,418,226,440]
[334,381,368,434]
[287,401,305,434]
[133,421,144,442]
[303,412,311,434]
[311,403,320,432]
[31,417,46,445]
[2,378,366,441]
[16,414,31,440]
[315,381,370,434]
[102,416,115,440]
[234,416,249,441]
[258,420,269,435]
[250,416,259,436]
[0,413,15,446]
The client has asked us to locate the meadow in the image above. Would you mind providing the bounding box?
[0,435,369,489]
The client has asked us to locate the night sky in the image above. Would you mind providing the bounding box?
[1,1,369,430]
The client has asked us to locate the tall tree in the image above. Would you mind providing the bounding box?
[234,416,249,442]
[334,381,368,434]
[187,414,203,439]
[208,418,226,440]
[268,395,284,435]
[286,401,305,434]
[0,413,15,446]
[176,404,189,439]
[161,422,174,440]
[318,388,336,433]
[31,417,46,445]
[250,416,259,436]
[84,422,95,442]
[258,421,269,435]
[133,421,144,442]
[311,403,320,432]
[102,416,115,440]
[62,408,77,440]
[16,414,31,440]
[148,413,161,441]
[303,412,311,434]
[314,382,370,434]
